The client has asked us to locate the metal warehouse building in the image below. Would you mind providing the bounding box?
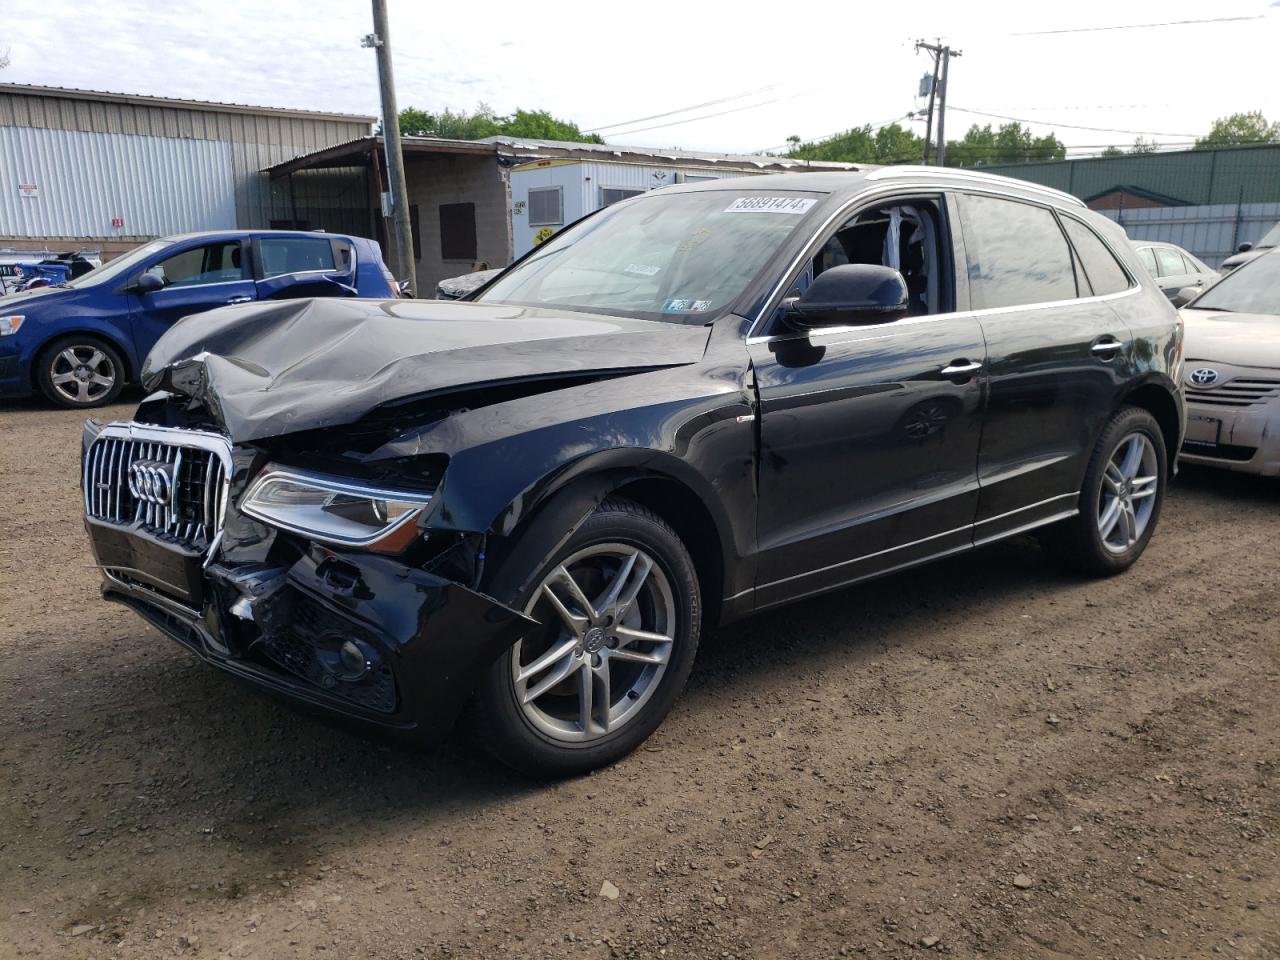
[0,83,374,260]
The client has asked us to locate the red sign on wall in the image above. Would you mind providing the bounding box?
[111,217,124,228]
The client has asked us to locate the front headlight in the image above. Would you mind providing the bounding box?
[240,469,432,552]
[0,315,25,336]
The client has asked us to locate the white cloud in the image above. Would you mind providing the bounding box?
[3,0,1278,154]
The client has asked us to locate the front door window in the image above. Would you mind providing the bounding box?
[145,241,244,288]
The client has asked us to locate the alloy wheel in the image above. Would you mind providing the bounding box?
[49,345,117,405]
[1097,432,1159,554]
[515,542,676,743]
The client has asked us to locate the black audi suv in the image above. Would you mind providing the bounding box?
[82,168,1185,776]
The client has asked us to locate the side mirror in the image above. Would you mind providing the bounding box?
[1171,285,1201,308]
[135,272,163,294]
[1237,241,1254,254]
[787,264,909,328]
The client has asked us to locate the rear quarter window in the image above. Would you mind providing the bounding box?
[957,193,1077,310]
[1061,217,1132,296]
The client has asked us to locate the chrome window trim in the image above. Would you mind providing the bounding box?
[864,166,1085,208]
[147,278,253,292]
[745,183,1142,345]
[239,468,432,548]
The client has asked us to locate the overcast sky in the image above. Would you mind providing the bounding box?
[6,0,1280,156]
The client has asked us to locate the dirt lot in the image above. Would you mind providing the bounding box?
[1,396,1277,960]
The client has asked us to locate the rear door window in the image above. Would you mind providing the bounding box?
[1061,217,1132,296]
[956,193,1076,309]
[1137,247,1158,274]
[1154,247,1185,278]
[259,237,337,278]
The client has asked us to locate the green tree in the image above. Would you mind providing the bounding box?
[1100,145,1124,157]
[1195,111,1280,148]
[940,122,1064,167]
[1129,137,1159,155]
[394,103,602,144]
[786,122,924,164]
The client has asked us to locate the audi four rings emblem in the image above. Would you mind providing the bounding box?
[1190,367,1220,386]
[128,459,178,506]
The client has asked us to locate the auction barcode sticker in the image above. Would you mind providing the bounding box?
[724,196,817,215]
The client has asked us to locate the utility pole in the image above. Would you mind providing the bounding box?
[915,40,961,166]
[363,0,415,295]
[917,40,941,164]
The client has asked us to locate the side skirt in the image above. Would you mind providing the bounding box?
[737,506,1080,616]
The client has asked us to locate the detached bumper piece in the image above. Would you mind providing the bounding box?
[90,525,535,737]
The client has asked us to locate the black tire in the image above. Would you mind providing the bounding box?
[468,497,701,778]
[1041,406,1167,576]
[36,335,126,409]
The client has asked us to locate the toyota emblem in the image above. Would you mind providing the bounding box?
[1189,367,1219,387]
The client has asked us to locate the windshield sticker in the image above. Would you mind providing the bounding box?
[624,263,660,276]
[661,298,714,313]
[724,196,817,215]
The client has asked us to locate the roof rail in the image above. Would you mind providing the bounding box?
[865,166,1085,207]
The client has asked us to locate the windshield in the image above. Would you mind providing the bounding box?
[65,240,171,288]
[1191,251,1280,314]
[1256,222,1280,250]
[477,190,825,322]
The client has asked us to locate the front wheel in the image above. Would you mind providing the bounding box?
[469,498,701,777]
[36,336,126,408]
[1041,406,1167,576]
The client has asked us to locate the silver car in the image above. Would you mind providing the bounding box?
[1180,250,1280,477]
[1133,241,1217,305]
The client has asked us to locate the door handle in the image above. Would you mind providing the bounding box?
[940,360,982,380]
[1090,337,1124,358]
[225,295,252,304]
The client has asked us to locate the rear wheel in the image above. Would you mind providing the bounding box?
[1042,406,1167,576]
[36,336,125,408]
[469,498,701,777]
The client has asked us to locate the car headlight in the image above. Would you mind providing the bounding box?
[0,315,25,336]
[240,469,432,552]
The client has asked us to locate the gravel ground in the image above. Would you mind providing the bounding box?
[1,396,1277,960]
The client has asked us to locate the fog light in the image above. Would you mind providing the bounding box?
[338,639,369,680]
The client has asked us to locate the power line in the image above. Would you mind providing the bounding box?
[584,84,781,134]
[604,91,813,139]
[1009,14,1265,36]
[948,106,1199,138]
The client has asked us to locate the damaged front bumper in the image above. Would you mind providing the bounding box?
[83,421,535,739]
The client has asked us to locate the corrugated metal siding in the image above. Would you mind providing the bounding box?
[0,91,371,238]
[0,126,235,237]
[0,92,369,147]
[982,145,1280,206]
[1099,201,1280,268]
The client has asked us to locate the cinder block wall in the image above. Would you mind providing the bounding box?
[404,154,512,295]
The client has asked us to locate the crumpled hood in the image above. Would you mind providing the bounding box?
[1181,308,1280,371]
[141,297,711,442]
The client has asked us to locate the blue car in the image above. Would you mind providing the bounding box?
[0,230,397,408]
